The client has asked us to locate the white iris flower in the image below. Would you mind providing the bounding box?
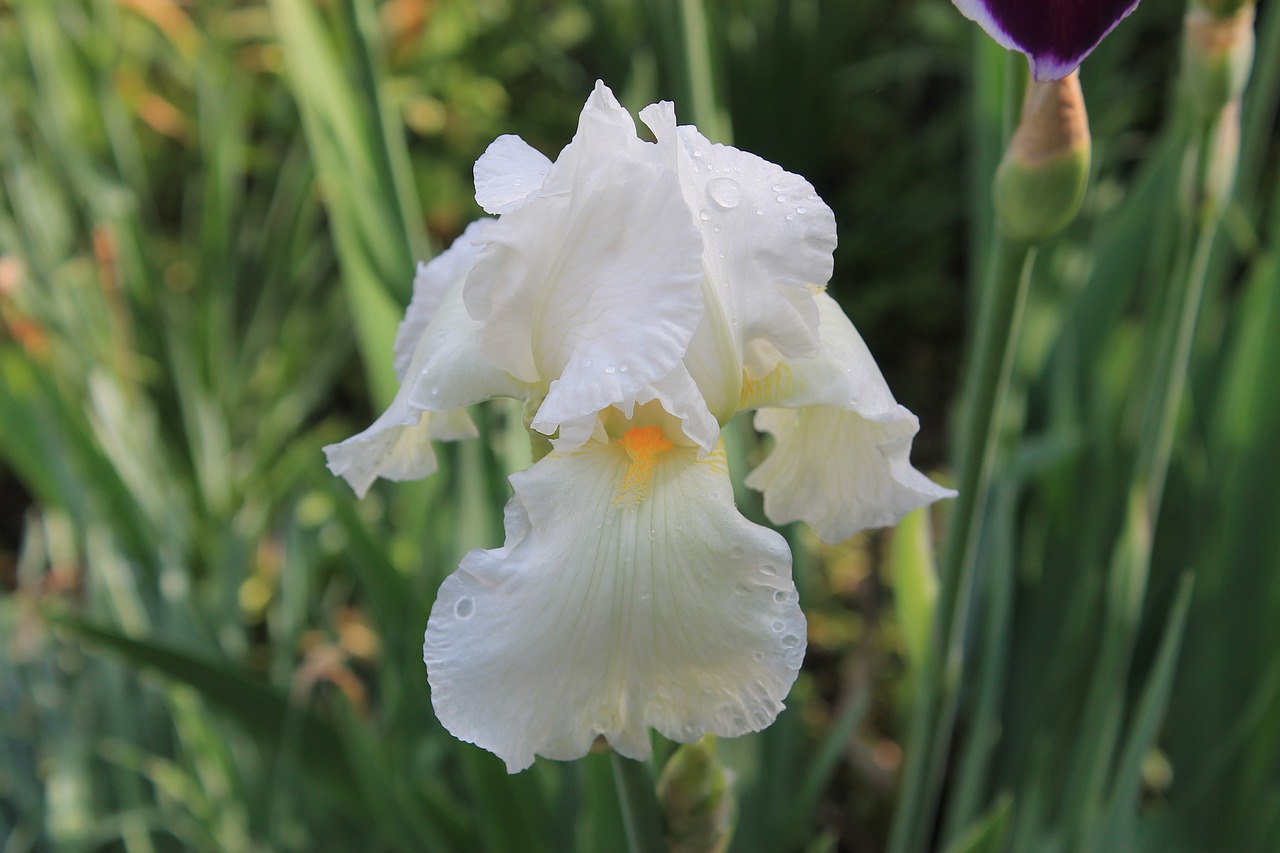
[324,82,954,773]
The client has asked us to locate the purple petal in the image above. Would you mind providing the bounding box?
[954,0,1142,81]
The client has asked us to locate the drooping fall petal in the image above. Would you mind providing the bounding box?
[424,430,805,772]
[324,221,523,496]
[742,292,954,541]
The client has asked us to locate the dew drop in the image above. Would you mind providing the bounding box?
[796,206,807,215]
[605,364,617,374]
[771,620,785,632]
[775,194,786,203]
[781,633,801,648]
[760,563,777,576]
[699,209,712,221]
[731,546,746,558]
[735,583,751,595]
[585,359,594,367]
[713,224,721,233]
[514,178,523,186]
[733,716,747,729]
[785,213,796,221]
[752,651,764,662]
[453,596,475,619]
[773,590,789,604]
[771,183,783,192]
[693,150,704,159]
[429,386,439,395]
[707,177,741,209]
[755,208,764,216]
[619,364,629,373]
[753,710,769,726]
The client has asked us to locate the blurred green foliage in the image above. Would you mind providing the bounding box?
[1,0,1278,851]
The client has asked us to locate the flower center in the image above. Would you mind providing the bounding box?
[614,426,674,507]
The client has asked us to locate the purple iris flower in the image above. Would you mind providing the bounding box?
[954,0,1142,81]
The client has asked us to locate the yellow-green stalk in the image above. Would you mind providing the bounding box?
[993,71,1092,244]
[656,736,736,853]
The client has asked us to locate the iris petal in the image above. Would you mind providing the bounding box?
[639,102,838,427]
[424,436,805,773]
[325,222,524,497]
[954,0,1142,81]
[464,86,705,444]
[473,134,552,215]
[741,292,954,541]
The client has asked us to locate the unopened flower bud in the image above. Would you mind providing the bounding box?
[657,735,736,853]
[993,71,1091,244]
[1193,0,1252,18]
[1181,99,1241,222]
[1183,2,1255,119]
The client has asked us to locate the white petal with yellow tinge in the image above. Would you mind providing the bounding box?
[742,291,954,542]
[424,431,805,773]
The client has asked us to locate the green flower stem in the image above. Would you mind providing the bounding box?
[611,752,667,853]
[889,234,1036,853]
[1061,141,1223,832]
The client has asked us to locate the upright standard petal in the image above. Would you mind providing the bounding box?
[742,292,954,542]
[393,219,492,380]
[424,428,806,773]
[953,0,1142,82]
[463,86,705,443]
[473,135,552,215]
[637,102,837,424]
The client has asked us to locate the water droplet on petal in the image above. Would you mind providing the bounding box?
[429,386,439,395]
[693,150,704,159]
[699,209,712,221]
[752,651,764,662]
[771,183,783,192]
[731,546,746,558]
[753,710,769,726]
[785,213,795,221]
[761,563,777,575]
[776,195,786,203]
[619,364,629,373]
[755,209,764,216]
[707,177,741,209]
[773,590,789,603]
[771,620,785,632]
[454,596,474,619]
[781,634,801,648]
[585,359,594,367]
[796,206,807,215]
[605,364,617,374]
